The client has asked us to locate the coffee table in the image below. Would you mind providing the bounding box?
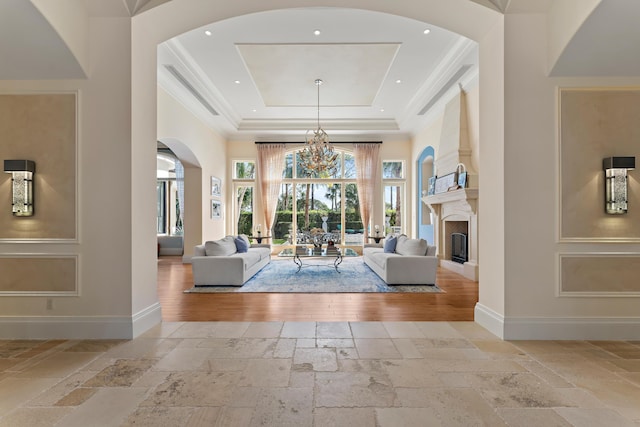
[278,247,358,273]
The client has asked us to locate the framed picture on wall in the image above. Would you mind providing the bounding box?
[211,200,222,219]
[211,176,221,198]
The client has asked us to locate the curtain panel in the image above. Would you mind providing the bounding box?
[354,143,381,240]
[256,144,286,234]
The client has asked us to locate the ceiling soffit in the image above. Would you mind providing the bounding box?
[237,43,400,107]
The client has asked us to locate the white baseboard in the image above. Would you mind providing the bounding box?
[0,303,162,339]
[474,303,640,340]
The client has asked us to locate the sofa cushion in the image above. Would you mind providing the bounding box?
[204,236,237,256]
[383,235,397,253]
[395,234,428,256]
[234,236,249,253]
[231,251,261,270]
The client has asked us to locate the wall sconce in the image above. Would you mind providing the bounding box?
[4,160,35,217]
[603,156,635,215]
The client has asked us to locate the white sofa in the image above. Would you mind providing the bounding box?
[191,235,271,286]
[363,234,438,285]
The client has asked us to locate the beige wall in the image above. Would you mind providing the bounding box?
[0,94,76,240]
[157,87,227,257]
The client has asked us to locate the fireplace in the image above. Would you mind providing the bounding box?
[451,233,468,264]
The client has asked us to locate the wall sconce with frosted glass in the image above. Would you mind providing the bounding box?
[603,156,635,215]
[4,160,35,216]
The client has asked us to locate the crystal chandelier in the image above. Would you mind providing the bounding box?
[298,79,339,177]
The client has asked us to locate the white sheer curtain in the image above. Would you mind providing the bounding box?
[256,143,286,234]
[354,143,381,240]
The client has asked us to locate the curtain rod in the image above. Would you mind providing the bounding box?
[254,141,382,145]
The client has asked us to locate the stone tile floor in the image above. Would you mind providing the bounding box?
[0,322,639,426]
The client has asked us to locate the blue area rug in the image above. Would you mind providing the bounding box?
[185,258,443,293]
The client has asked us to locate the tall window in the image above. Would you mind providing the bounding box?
[233,160,255,235]
[383,161,405,234]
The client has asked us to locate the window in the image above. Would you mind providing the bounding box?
[233,160,256,235]
[383,161,405,234]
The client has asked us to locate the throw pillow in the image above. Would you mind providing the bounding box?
[234,235,249,253]
[239,234,251,247]
[204,236,237,256]
[395,234,428,256]
[383,235,397,253]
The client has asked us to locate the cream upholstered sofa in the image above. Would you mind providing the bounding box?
[191,235,271,286]
[363,234,437,285]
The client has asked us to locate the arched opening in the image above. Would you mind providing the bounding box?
[416,146,435,244]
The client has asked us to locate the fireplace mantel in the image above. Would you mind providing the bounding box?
[421,188,479,281]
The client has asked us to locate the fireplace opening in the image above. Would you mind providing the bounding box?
[451,233,468,264]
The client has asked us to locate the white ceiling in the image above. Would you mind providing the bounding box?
[157,8,478,141]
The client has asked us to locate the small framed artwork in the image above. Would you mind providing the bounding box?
[211,200,222,219]
[458,172,467,188]
[211,176,221,198]
[427,176,436,196]
[434,172,458,194]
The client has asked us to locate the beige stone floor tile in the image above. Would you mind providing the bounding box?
[472,340,529,358]
[206,321,252,338]
[272,338,296,358]
[413,321,467,339]
[317,322,352,338]
[395,388,507,426]
[152,347,213,371]
[249,387,313,427]
[517,360,574,388]
[0,358,22,372]
[354,339,402,359]
[317,338,354,348]
[83,358,156,387]
[625,372,640,386]
[465,372,578,408]
[167,322,223,338]
[13,352,98,379]
[238,358,291,387]
[315,371,395,407]
[281,321,316,338]
[215,407,252,427]
[140,322,185,338]
[296,338,316,348]
[336,347,359,360]
[581,380,640,420]
[141,371,240,407]
[294,348,337,371]
[413,337,476,350]
[382,359,443,388]
[428,359,527,373]
[555,407,637,427]
[0,377,59,416]
[0,407,72,427]
[541,359,627,386]
[185,407,220,427]
[63,339,126,353]
[131,370,170,388]
[121,406,194,427]
[81,355,118,372]
[554,387,608,408]
[198,338,277,359]
[242,322,283,338]
[175,338,203,348]
[607,359,640,372]
[416,347,488,360]
[313,407,376,427]
[54,387,97,406]
[27,371,95,406]
[289,370,314,388]
[375,407,440,427]
[497,408,572,426]
[56,387,149,427]
[0,341,45,358]
[449,321,499,340]
[349,322,390,338]
[437,372,471,388]
[392,339,422,358]
[382,322,426,338]
[203,358,247,372]
[104,337,181,359]
[228,386,262,407]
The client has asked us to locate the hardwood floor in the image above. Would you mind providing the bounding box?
[158,256,479,322]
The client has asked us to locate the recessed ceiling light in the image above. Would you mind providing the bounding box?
[252,109,257,112]
[423,29,431,35]
[204,30,212,36]
[380,108,385,112]
[234,80,241,84]
[313,29,321,36]
[395,79,402,84]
